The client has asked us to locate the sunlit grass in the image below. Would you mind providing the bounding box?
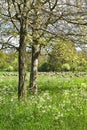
[0,72,87,130]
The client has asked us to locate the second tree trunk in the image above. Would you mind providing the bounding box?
[29,44,40,94]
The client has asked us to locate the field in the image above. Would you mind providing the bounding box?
[0,72,87,130]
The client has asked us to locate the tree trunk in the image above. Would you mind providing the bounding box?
[29,44,40,94]
[18,28,27,100]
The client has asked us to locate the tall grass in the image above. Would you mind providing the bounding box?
[0,72,87,130]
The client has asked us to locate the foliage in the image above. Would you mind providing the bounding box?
[48,39,87,72]
[77,52,87,72]
[0,72,87,130]
[62,63,71,71]
[0,0,87,97]
[38,62,50,72]
[5,66,14,72]
[1,45,87,72]
[0,51,18,71]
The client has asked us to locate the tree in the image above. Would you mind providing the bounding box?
[27,0,87,93]
[0,51,9,70]
[0,0,29,100]
[48,39,78,71]
[0,51,18,71]
[0,0,87,97]
[76,51,87,71]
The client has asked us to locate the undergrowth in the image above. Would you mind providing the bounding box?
[0,72,87,130]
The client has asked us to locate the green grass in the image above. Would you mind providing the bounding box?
[0,72,87,130]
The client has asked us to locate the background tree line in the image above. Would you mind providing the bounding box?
[1,39,87,72]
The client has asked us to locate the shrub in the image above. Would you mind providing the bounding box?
[62,63,71,71]
[5,66,14,72]
[38,62,50,72]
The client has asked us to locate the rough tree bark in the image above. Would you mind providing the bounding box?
[29,44,41,94]
[18,35,26,100]
[18,20,27,100]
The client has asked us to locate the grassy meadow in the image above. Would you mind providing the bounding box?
[0,72,87,130]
